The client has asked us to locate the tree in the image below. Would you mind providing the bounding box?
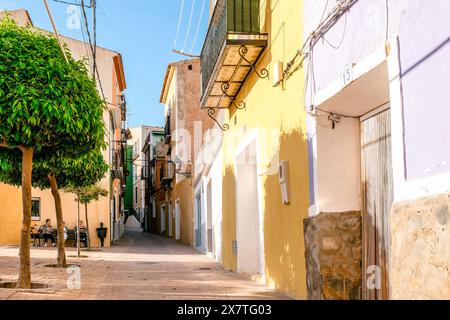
[65,185,108,251]
[0,148,108,267]
[0,17,105,288]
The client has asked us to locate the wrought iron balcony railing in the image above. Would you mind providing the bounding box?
[201,0,261,96]
[200,0,268,130]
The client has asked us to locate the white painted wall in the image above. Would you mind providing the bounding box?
[207,148,223,262]
[315,116,361,214]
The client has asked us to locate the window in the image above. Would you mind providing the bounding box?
[31,198,40,221]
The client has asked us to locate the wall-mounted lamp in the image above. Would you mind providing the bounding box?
[172,156,192,178]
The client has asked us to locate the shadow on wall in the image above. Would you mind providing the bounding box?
[221,165,237,272]
[220,127,309,298]
[262,128,309,299]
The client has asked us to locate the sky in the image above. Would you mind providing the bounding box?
[0,0,209,128]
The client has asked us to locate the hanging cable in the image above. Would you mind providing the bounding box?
[43,0,69,63]
[181,0,196,53]
[92,0,97,82]
[281,0,358,84]
[189,0,207,54]
[79,0,106,104]
[52,0,92,7]
[99,7,165,118]
[173,0,185,49]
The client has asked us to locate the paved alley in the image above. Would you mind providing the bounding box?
[0,229,290,300]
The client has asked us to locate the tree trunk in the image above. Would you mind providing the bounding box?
[84,203,90,249]
[77,198,81,257]
[48,173,67,268]
[17,146,33,289]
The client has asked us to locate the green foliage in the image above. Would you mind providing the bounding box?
[0,147,109,190]
[65,184,108,204]
[0,17,105,153]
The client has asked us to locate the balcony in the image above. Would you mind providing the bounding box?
[160,161,175,184]
[201,0,268,111]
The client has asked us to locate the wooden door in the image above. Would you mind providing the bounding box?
[361,107,393,300]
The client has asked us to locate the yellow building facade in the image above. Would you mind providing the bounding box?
[201,0,308,298]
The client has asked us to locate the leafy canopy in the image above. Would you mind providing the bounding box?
[0,17,105,154]
[65,185,108,204]
[0,147,109,190]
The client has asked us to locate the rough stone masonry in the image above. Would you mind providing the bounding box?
[303,211,362,300]
[390,193,450,299]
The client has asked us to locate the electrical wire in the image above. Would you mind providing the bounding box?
[79,0,106,104]
[173,0,185,49]
[99,7,165,118]
[77,2,92,67]
[52,0,92,7]
[181,0,196,53]
[80,0,95,76]
[189,0,207,54]
[283,0,357,82]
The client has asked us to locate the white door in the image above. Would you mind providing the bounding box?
[160,206,165,235]
[235,140,263,275]
[175,201,181,240]
[168,203,173,237]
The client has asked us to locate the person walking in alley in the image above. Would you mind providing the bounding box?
[41,219,56,247]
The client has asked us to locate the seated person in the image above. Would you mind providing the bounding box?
[62,221,68,242]
[40,218,56,247]
[31,224,40,247]
[74,220,88,247]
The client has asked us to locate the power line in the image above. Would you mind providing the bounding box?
[92,0,97,85]
[43,0,69,63]
[181,0,196,52]
[79,0,106,104]
[189,0,206,54]
[80,0,95,77]
[52,0,93,7]
[173,0,185,49]
[99,7,165,118]
[78,5,93,67]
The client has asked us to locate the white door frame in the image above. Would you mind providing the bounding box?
[233,129,265,278]
[175,199,181,240]
[168,202,173,237]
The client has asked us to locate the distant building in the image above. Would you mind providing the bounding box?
[155,59,213,244]
[141,129,165,233]
[127,126,163,227]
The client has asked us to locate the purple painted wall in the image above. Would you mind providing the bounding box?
[305,0,450,182]
[398,3,450,179]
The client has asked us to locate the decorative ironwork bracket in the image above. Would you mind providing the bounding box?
[221,82,246,110]
[238,46,269,79]
[208,107,230,131]
[206,45,269,131]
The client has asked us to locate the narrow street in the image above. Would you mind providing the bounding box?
[0,229,289,300]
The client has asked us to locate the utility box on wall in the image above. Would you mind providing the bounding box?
[278,160,290,204]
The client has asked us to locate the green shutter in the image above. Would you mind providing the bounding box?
[227,0,235,32]
[227,0,260,33]
[250,0,260,33]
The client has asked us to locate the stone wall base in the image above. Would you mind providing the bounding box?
[390,193,450,299]
[303,211,362,300]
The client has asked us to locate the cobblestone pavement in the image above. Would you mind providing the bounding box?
[0,229,290,300]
